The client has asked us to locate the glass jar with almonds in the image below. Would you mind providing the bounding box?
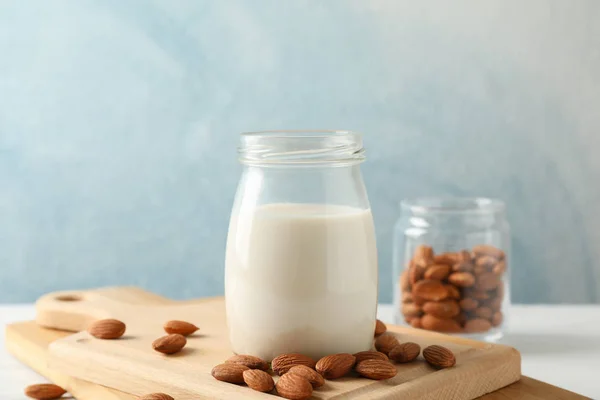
[393,198,510,342]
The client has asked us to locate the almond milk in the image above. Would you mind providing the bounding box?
[225,203,378,361]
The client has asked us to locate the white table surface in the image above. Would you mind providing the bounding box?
[2,304,600,399]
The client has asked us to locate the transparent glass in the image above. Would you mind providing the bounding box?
[225,131,378,360]
[393,198,510,342]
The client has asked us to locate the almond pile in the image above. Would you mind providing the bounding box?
[211,320,457,399]
[400,244,506,334]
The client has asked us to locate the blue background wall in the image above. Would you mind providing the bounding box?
[1,0,599,303]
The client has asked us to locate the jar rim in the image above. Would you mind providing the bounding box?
[401,197,505,215]
[238,130,365,165]
[241,130,357,138]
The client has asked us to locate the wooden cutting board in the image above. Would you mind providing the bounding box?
[5,322,587,400]
[3,287,586,400]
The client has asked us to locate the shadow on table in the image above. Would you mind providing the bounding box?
[500,332,596,355]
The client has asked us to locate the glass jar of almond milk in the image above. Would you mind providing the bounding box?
[225,131,378,361]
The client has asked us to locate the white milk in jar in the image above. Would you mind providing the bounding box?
[225,131,378,361]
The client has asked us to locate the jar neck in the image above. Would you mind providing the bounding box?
[238,130,365,166]
[237,163,371,209]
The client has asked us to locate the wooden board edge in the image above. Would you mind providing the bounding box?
[490,376,592,400]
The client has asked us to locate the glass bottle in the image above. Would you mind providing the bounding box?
[225,131,378,360]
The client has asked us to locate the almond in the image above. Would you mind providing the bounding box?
[226,354,269,371]
[163,320,198,336]
[474,306,493,319]
[456,249,471,262]
[374,333,400,354]
[243,369,275,392]
[353,350,389,363]
[400,270,410,291]
[408,264,424,285]
[287,365,325,388]
[424,264,451,280]
[473,264,486,275]
[412,280,448,301]
[413,244,434,268]
[477,272,501,290]
[433,252,457,265]
[475,255,497,269]
[467,290,491,300]
[496,283,505,299]
[389,342,420,363]
[272,353,316,376]
[422,300,460,319]
[492,311,503,327]
[374,319,387,336]
[413,295,427,306]
[139,394,175,400]
[316,353,356,379]
[421,314,461,333]
[355,359,398,380]
[402,292,414,303]
[452,262,474,273]
[452,250,474,272]
[211,363,249,383]
[448,272,476,288]
[87,319,126,339]
[459,297,479,311]
[464,318,492,333]
[410,318,423,329]
[24,384,66,400]
[152,334,186,354]
[402,303,423,317]
[444,284,461,300]
[493,260,507,275]
[472,244,505,260]
[455,312,468,326]
[276,373,312,400]
[423,345,456,368]
[487,296,502,311]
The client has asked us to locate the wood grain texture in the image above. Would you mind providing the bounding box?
[34,287,523,399]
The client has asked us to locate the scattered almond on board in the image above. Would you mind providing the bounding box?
[423,344,456,368]
[139,394,175,400]
[389,342,421,363]
[243,369,275,393]
[374,333,400,354]
[272,353,316,375]
[374,318,387,336]
[212,363,250,383]
[226,354,269,370]
[28,313,461,399]
[315,353,356,379]
[355,359,398,380]
[353,350,389,363]
[288,365,325,388]
[163,320,199,336]
[204,319,458,398]
[276,373,313,400]
[152,333,187,354]
[87,318,126,339]
[24,384,66,400]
